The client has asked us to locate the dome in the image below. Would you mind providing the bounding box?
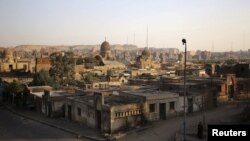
[141,48,150,58]
[3,48,14,63]
[4,49,13,58]
[100,41,110,52]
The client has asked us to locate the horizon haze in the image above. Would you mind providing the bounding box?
[0,0,250,52]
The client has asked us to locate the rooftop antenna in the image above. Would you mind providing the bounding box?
[211,41,214,61]
[231,42,233,51]
[243,31,246,50]
[146,25,149,49]
[212,41,214,52]
[230,42,233,59]
[126,35,128,44]
[241,31,246,61]
[133,32,135,45]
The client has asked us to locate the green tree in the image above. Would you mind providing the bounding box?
[32,69,51,86]
[49,52,75,89]
[3,81,25,107]
[225,59,236,65]
[84,57,100,65]
[82,72,100,83]
[76,57,84,65]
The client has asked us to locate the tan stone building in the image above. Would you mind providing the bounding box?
[35,58,51,72]
[83,41,126,77]
[121,90,180,121]
[65,91,143,134]
[214,74,249,103]
[135,48,161,69]
[65,88,181,134]
[0,48,36,73]
[93,41,126,71]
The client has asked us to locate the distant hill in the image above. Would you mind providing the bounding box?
[14,45,72,52]
[12,44,138,52]
[70,45,99,50]
[111,44,138,51]
[0,47,6,53]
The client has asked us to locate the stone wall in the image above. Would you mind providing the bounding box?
[144,97,179,121]
[110,103,142,133]
[65,100,96,128]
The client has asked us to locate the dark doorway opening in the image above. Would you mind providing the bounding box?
[188,98,193,113]
[96,110,101,129]
[159,103,166,120]
[23,64,27,71]
[68,105,72,120]
[9,65,13,71]
[228,85,234,99]
[62,105,65,117]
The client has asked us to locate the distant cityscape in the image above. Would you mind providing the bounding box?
[1,0,250,141]
[1,43,250,62]
[0,40,250,141]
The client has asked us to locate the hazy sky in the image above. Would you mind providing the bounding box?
[0,0,250,51]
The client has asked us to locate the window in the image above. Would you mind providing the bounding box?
[169,102,175,110]
[115,113,119,118]
[32,67,35,72]
[23,64,27,70]
[239,84,244,91]
[149,104,155,112]
[241,67,245,73]
[77,108,81,116]
[218,86,221,92]
[9,65,13,70]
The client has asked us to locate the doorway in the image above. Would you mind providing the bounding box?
[96,110,101,129]
[62,105,65,117]
[68,105,72,120]
[9,65,13,71]
[228,85,234,99]
[159,103,166,120]
[188,98,193,113]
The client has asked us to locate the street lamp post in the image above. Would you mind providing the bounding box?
[202,83,206,130]
[182,38,187,141]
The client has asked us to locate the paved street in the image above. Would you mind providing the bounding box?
[0,105,90,141]
[0,103,245,141]
[120,104,245,141]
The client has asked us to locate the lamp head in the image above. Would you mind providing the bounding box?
[182,39,186,45]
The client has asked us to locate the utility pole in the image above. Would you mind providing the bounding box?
[182,38,187,141]
[202,83,206,130]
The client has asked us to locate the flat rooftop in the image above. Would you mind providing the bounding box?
[28,86,52,92]
[104,94,142,106]
[166,82,201,86]
[68,94,141,106]
[68,95,94,105]
[121,90,179,100]
[31,91,71,98]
